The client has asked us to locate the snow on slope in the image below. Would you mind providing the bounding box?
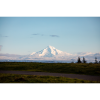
[31,52,36,55]
[31,45,72,57]
[0,46,100,62]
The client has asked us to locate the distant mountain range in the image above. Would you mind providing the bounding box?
[0,45,100,63]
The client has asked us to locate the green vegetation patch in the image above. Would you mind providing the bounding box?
[0,62,100,75]
[0,73,99,83]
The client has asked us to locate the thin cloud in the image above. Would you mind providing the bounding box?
[31,33,45,37]
[31,34,59,37]
[32,33,39,35]
[0,35,8,37]
[0,45,3,51]
[41,34,44,36]
[4,36,8,37]
[50,35,59,37]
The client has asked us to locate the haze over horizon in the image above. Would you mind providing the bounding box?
[0,17,100,56]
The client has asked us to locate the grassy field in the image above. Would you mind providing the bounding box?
[0,73,99,83]
[0,62,100,76]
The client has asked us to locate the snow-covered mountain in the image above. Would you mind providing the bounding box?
[0,45,100,63]
[31,45,72,57]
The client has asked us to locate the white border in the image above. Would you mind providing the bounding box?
[0,84,100,100]
[0,0,100,16]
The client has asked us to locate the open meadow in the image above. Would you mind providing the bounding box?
[0,62,100,83]
[0,62,100,75]
[0,73,100,83]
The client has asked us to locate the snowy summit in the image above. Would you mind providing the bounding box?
[31,45,71,57]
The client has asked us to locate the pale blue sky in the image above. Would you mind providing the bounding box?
[0,17,100,55]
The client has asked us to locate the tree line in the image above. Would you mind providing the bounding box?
[77,57,100,64]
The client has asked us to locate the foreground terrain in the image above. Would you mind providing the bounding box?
[0,62,100,83]
[0,73,100,83]
[0,62,100,75]
[0,70,100,81]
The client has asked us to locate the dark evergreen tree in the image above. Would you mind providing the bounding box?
[83,57,86,63]
[77,57,81,63]
[95,57,98,63]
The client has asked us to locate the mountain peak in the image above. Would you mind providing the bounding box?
[31,45,64,57]
[47,45,55,49]
[47,45,54,48]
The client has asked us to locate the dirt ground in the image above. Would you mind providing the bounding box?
[0,70,100,81]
